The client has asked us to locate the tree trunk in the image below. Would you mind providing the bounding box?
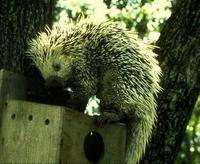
[141,0,200,163]
[0,0,56,74]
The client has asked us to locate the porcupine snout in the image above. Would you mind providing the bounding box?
[45,75,64,89]
[45,62,64,88]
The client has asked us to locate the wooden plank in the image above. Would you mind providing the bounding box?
[0,100,126,163]
[61,106,126,163]
[0,69,27,141]
[0,100,63,163]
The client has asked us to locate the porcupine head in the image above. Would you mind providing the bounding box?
[27,19,162,164]
[27,22,85,109]
[27,25,73,89]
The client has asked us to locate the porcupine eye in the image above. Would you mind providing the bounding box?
[52,63,61,72]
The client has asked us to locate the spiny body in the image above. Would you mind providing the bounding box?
[28,18,162,163]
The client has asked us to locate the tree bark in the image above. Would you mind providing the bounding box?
[141,0,200,163]
[0,0,56,74]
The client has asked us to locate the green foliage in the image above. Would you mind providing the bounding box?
[54,0,172,43]
[176,97,200,164]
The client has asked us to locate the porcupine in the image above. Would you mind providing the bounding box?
[27,18,162,164]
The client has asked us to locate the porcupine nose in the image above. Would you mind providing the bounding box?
[52,63,61,72]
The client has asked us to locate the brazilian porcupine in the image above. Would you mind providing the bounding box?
[27,18,162,164]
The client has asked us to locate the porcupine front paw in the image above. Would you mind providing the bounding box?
[95,111,125,124]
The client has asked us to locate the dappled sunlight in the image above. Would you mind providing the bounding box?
[56,0,172,43]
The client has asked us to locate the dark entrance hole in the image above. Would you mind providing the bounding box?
[84,131,104,163]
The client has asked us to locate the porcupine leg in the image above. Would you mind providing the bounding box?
[66,92,89,112]
[96,69,128,124]
[68,72,98,112]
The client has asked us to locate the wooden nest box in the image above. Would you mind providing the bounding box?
[0,69,126,163]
